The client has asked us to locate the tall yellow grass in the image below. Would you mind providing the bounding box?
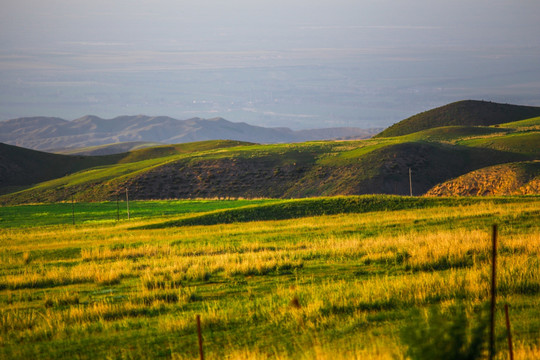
[0,199,538,358]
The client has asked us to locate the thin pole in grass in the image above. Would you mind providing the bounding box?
[71,195,75,225]
[116,193,120,221]
[126,188,130,220]
[409,168,413,196]
[489,224,498,360]
[504,304,514,360]
[196,314,204,360]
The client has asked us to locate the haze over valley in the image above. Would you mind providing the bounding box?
[2,1,540,129]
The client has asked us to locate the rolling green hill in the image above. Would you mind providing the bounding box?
[0,140,253,197]
[115,140,253,164]
[52,141,163,156]
[2,101,539,204]
[375,100,540,137]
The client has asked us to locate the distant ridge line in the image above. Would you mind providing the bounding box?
[0,115,380,151]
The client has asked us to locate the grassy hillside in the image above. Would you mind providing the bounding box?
[426,161,540,196]
[399,125,507,142]
[458,132,540,157]
[375,100,540,137]
[52,142,163,156]
[116,140,253,164]
[2,138,531,204]
[1,197,539,358]
[0,140,253,198]
[496,116,540,129]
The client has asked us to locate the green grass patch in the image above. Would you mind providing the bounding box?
[398,125,508,142]
[458,132,540,157]
[0,199,277,228]
[496,116,540,129]
[140,195,534,228]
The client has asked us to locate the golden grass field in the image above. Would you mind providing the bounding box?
[0,197,539,359]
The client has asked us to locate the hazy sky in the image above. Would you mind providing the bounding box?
[2,0,540,128]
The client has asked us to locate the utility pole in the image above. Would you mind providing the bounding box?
[126,188,130,220]
[409,168,413,196]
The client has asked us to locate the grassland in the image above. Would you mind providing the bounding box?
[0,199,277,228]
[1,196,539,359]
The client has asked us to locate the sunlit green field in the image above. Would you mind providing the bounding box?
[0,196,539,359]
[0,199,277,228]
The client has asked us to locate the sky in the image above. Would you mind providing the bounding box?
[1,0,540,129]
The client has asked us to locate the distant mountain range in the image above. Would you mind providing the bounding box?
[0,115,380,152]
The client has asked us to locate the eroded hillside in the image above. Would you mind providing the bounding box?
[426,161,540,196]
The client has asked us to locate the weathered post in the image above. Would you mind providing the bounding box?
[116,193,120,221]
[504,304,514,360]
[196,314,204,360]
[489,224,498,360]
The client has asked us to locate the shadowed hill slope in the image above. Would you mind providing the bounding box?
[0,140,254,195]
[0,142,123,193]
[282,141,529,197]
[375,100,540,138]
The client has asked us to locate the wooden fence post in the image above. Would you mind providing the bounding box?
[504,304,514,360]
[489,224,498,360]
[196,314,204,360]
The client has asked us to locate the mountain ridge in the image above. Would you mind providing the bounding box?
[0,115,380,152]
